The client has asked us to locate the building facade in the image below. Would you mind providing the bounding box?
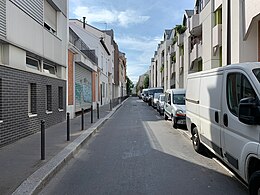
[149,0,260,91]
[0,0,68,147]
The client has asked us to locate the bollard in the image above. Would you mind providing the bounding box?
[81,108,84,130]
[41,120,45,160]
[110,99,112,111]
[91,105,93,123]
[97,103,99,119]
[67,112,70,141]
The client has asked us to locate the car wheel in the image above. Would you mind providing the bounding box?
[172,117,177,129]
[164,113,168,120]
[192,127,203,153]
[249,171,260,195]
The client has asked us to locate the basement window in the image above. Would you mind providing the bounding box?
[43,63,56,75]
[26,57,40,70]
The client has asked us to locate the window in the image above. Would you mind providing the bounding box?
[214,8,222,26]
[44,0,57,34]
[28,83,37,114]
[0,79,2,121]
[26,57,40,70]
[58,86,63,109]
[46,85,52,112]
[227,73,257,116]
[43,63,56,75]
[173,94,186,105]
[102,82,105,97]
[253,68,260,82]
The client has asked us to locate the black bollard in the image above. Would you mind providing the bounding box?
[81,108,84,130]
[91,105,93,123]
[110,99,112,111]
[97,103,99,119]
[41,120,45,160]
[67,112,70,141]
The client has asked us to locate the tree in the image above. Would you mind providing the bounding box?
[126,76,134,95]
[143,75,149,88]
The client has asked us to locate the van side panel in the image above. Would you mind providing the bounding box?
[199,72,223,156]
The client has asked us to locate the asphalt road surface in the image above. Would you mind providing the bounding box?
[40,97,248,195]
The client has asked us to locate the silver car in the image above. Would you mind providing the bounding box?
[157,94,165,115]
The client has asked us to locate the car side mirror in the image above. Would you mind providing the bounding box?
[238,97,260,125]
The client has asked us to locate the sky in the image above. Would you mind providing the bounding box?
[69,0,195,84]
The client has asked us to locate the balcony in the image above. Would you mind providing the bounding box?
[178,34,184,46]
[189,14,202,36]
[213,24,222,48]
[244,0,260,37]
[190,42,202,63]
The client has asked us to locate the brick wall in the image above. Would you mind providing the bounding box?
[68,50,74,105]
[0,65,66,147]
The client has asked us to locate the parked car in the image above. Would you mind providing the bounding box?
[152,93,162,108]
[186,62,260,194]
[164,89,186,128]
[142,89,149,102]
[147,87,163,106]
[157,94,165,115]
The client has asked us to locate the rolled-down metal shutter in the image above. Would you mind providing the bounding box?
[75,63,92,112]
[0,0,6,37]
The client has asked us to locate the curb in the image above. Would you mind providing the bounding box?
[12,100,126,195]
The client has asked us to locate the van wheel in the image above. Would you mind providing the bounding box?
[249,171,260,195]
[164,113,168,120]
[192,127,203,153]
[172,117,177,129]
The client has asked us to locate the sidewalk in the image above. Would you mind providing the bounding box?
[0,101,125,195]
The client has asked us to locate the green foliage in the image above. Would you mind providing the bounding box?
[175,25,187,34]
[172,36,177,45]
[172,55,176,63]
[143,75,149,88]
[160,65,164,73]
[126,76,134,95]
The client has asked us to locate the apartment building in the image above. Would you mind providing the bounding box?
[0,0,68,147]
[119,52,127,97]
[68,27,98,118]
[69,19,114,107]
[150,0,260,90]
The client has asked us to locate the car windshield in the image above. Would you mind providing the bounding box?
[154,93,160,98]
[160,95,165,101]
[173,94,185,105]
[253,68,260,83]
[148,89,163,95]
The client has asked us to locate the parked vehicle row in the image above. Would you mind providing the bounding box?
[186,62,260,194]
[140,63,260,193]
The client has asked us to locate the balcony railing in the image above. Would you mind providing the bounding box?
[213,24,222,48]
[189,14,202,36]
[190,42,202,63]
[69,28,98,65]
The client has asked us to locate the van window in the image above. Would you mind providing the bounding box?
[227,73,257,116]
[173,94,185,105]
[253,68,260,83]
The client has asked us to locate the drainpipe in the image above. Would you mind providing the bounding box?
[227,0,231,65]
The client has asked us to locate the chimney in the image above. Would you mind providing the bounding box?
[83,17,86,29]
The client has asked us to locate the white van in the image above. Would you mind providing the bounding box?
[186,62,260,194]
[164,89,186,128]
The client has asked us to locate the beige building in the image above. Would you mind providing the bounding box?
[149,0,260,90]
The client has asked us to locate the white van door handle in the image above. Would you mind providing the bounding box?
[223,114,228,127]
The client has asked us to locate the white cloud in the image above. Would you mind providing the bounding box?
[73,6,149,27]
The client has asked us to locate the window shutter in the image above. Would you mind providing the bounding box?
[0,0,6,37]
[44,0,57,31]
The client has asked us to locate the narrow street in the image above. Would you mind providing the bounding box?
[40,97,247,195]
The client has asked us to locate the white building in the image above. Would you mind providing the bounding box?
[69,19,114,106]
[149,0,260,91]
